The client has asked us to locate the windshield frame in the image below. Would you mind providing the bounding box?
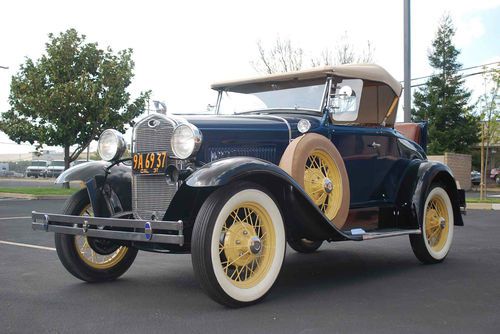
[215,78,330,115]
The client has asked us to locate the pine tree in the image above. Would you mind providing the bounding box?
[412,14,479,154]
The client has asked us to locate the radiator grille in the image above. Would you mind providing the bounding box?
[134,115,175,155]
[132,115,177,220]
[207,145,276,162]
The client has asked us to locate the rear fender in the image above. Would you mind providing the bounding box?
[181,157,353,242]
[395,160,464,229]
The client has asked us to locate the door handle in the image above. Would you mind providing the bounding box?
[368,141,381,148]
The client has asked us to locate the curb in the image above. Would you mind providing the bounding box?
[466,203,500,210]
[0,192,71,200]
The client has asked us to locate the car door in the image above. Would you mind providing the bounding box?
[331,125,399,207]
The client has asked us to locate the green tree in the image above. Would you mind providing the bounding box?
[412,15,479,154]
[0,29,150,173]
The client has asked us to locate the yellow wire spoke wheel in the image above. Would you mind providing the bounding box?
[424,193,450,253]
[74,204,129,270]
[192,184,286,306]
[410,185,454,264]
[219,202,276,289]
[304,150,343,220]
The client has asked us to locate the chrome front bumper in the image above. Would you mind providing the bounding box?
[31,211,184,245]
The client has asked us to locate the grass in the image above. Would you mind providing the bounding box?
[0,187,78,196]
[466,197,500,204]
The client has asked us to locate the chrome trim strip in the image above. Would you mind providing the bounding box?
[361,229,421,240]
[260,115,292,142]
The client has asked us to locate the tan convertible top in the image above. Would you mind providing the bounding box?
[211,64,402,96]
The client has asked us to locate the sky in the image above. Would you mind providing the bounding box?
[0,0,499,155]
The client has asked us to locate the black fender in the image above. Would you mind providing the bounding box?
[56,161,132,217]
[394,160,464,230]
[178,157,355,242]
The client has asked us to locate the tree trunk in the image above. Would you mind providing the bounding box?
[63,145,70,189]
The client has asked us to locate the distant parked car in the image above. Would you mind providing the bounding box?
[491,167,500,185]
[26,160,49,178]
[471,170,481,186]
[46,160,65,178]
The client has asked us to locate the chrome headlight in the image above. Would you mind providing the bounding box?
[97,129,126,161]
[171,124,202,159]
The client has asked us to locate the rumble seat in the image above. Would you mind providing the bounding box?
[394,122,428,152]
[394,123,421,143]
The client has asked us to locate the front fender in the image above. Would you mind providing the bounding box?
[183,157,355,241]
[56,161,132,216]
[56,161,109,184]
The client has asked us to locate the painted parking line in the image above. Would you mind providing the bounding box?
[0,216,31,221]
[0,240,56,251]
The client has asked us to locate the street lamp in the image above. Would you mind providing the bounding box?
[0,65,9,70]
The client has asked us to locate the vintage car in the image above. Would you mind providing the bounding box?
[32,64,465,307]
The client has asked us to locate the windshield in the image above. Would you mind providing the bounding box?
[31,161,47,167]
[50,161,65,167]
[218,83,326,114]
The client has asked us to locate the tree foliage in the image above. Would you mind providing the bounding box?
[477,67,499,146]
[0,28,150,169]
[412,15,479,154]
[477,66,500,178]
[252,32,374,74]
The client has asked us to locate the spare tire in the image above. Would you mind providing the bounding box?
[279,133,350,229]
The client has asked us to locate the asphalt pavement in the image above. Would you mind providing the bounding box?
[1,198,499,333]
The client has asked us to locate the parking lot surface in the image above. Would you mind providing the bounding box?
[1,198,499,333]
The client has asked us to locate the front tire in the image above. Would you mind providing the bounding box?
[410,185,454,264]
[55,189,138,282]
[288,238,323,253]
[191,182,286,307]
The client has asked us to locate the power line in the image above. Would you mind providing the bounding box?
[401,61,499,83]
[409,68,498,88]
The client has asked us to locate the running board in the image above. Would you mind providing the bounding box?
[344,228,421,241]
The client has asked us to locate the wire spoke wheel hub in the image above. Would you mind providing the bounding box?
[218,202,276,289]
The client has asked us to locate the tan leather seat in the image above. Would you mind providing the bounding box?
[395,123,421,143]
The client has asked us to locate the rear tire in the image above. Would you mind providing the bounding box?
[191,182,286,307]
[55,189,138,282]
[288,238,323,253]
[410,185,454,264]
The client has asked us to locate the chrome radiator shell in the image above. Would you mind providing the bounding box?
[131,114,178,220]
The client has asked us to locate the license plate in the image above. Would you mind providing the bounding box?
[132,152,167,175]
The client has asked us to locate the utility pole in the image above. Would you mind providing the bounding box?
[404,0,411,122]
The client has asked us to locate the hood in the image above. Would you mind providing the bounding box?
[181,113,323,165]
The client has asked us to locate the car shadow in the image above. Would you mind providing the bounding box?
[56,246,426,312]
